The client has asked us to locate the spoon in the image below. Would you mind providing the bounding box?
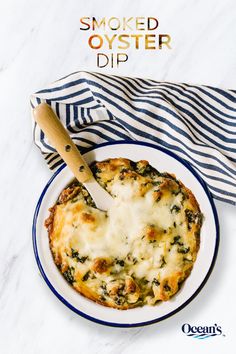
[33,103,113,211]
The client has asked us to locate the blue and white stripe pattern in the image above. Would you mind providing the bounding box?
[31,71,236,205]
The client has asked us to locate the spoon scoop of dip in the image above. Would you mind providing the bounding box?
[33,103,113,211]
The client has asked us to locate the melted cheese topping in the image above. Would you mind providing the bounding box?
[47,158,202,309]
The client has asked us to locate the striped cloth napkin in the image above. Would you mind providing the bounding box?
[31,71,236,206]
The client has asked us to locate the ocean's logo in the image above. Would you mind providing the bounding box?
[182,323,224,340]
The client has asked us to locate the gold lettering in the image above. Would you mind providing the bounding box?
[88,35,103,49]
[145,34,156,49]
[159,34,171,49]
[131,34,143,49]
[136,17,145,30]
[123,17,133,30]
[118,35,130,49]
[104,34,117,49]
[80,17,90,30]
[148,17,159,30]
[108,17,121,30]
[92,17,106,30]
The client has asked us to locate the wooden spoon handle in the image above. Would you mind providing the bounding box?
[33,103,93,183]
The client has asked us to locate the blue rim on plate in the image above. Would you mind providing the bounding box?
[32,141,220,327]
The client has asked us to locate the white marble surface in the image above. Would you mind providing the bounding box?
[0,0,236,353]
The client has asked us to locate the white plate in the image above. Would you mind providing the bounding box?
[32,142,219,327]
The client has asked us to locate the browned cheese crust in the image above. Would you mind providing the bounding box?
[45,158,203,309]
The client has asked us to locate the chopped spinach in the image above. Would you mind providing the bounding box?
[160,255,166,268]
[185,209,203,230]
[138,164,152,176]
[127,253,138,264]
[152,181,161,186]
[84,194,96,207]
[170,205,181,213]
[172,189,180,196]
[82,270,90,281]
[70,198,78,203]
[152,278,160,286]
[139,278,149,286]
[177,246,190,254]
[170,235,183,246]
[114,296,125,305]
[129,160,137,169]
[164,284,171,292]
[63,267,75,284]
[185,209,195,223]
[181,193,187,205]
[116,259,125,267]
[101,283,108,296]
[71,249,88,263]
[154,191,162,202]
